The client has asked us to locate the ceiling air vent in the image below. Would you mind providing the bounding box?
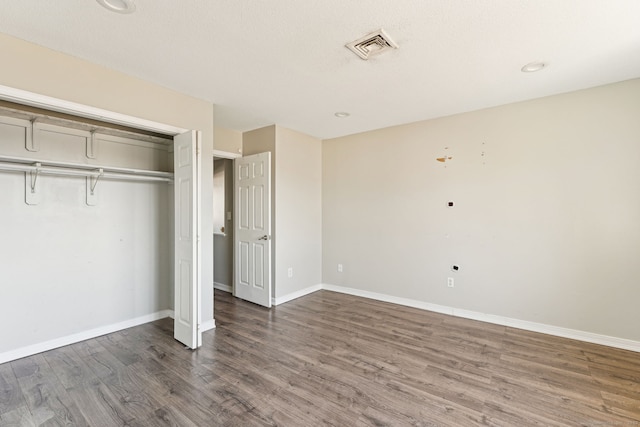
[346,29,398,60]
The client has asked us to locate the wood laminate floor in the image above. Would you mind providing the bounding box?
[1,289,639,426]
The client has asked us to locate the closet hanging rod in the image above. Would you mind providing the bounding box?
[0,161,172,183]
[0,154,173,180]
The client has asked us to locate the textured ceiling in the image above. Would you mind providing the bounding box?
[1,1,639,139]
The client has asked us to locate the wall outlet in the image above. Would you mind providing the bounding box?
[287,267,293,278]
[337,264,343,273]
[447,277,454,288]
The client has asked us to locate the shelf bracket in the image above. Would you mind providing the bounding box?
[25,162,41,205]
[87,130,98,159]
[86,168,103,206]
[25,119,40,152]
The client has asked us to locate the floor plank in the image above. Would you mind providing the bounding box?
[0,405,36,427]
[0,362,25,415]
[11,355,89,426]
[1,289,639,426]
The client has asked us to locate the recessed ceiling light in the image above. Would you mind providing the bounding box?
[334,112,350,118]
[521,61,547,73]
[96,0,136,14]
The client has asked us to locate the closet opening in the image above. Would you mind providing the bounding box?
[0,85,203,363]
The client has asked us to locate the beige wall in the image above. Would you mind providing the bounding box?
[0,33,215,323]
[323,79,640,342]
[214,126,243,154]
[243,125,322,299]
[274,127,322,297]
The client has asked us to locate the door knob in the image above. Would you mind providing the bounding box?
[258,235,270,241]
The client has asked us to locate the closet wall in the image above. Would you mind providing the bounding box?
[0,117,173,355]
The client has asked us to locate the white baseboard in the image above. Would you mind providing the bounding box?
[273,284,324,306]
[320,284,640,353]
[0,309,173,365]
[200,319,216,332]
[213,282,232,293]
[322,284,454,315]
[6,284,637,365]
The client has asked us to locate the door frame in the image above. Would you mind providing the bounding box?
[212,150,242,295]
[0,84,204,345]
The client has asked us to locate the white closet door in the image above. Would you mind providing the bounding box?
[173,131,201,348]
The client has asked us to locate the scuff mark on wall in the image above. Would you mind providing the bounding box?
[481,141,486,165]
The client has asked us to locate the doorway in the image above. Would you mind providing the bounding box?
[213,150,241,296]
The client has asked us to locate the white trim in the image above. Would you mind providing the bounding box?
[214,282,232,293]
[5,284,639,364]
[321,284,453,315]
[0,84,187,135]
[0,310,173,364]
[200,319,216,332]
[196,131,203,348]
[273,284,323,306]
[213,149,242,159]
[320,284,640,353]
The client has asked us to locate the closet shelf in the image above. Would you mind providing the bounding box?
[0,154,173,182]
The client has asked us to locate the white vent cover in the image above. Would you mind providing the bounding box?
[346,29,398,60]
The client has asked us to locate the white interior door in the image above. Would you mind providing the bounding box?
[234,152,272,307]
[173,131,202,348]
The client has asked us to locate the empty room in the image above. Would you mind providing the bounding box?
[1,1,639,426]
